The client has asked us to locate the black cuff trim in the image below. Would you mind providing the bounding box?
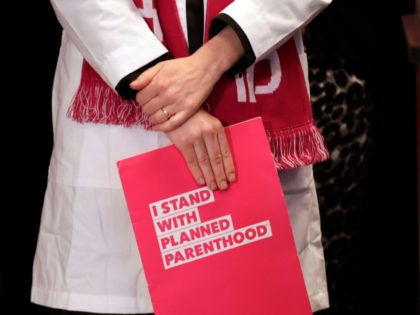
[115,52,173,100]
[209,13,256,76]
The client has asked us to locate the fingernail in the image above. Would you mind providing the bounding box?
[210,181,218,191]
[228,173,236,182]
[198,178,205,185]
[219,180,228,190]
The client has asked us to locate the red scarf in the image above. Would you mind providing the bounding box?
[68,0,329,170]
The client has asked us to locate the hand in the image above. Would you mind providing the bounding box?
[130,26,245,132]
[130,55,219,132]
[165,109,236,190]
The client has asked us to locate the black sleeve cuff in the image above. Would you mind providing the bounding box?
[209,13,256,76]
[115,52,173,100]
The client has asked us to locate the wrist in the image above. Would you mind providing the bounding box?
[194,26,244,78]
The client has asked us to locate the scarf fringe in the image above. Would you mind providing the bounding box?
[67,63,151,129]
[266,122,329,170]
[68,64,328,170]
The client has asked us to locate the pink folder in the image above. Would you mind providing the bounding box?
[117,118,312,315]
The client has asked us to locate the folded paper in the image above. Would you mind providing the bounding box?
[117,118,312,315]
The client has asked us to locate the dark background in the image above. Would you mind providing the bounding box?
[308,1,419,314]
[1,0,418,314]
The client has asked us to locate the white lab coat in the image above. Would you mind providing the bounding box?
[31,0,330,313]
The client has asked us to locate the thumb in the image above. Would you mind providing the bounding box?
[130,63,163,90]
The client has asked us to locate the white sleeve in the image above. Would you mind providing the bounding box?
[50,0,168,88]
[220,0,332,61]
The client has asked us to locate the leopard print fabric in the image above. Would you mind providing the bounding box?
[305,36,374,314]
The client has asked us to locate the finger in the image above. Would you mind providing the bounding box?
[217,130,236,182]
[147,111,163,125]
[194,140,217,190]
[203,128,229,190]
[130,63,163,90]
[152,111,189,132]
[141,95,166,116]
[152,101,199,132]
[148,105,176,125]
[179,145,205,186]
[135,87,159,108]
